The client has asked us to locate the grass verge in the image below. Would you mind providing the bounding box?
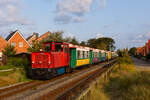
[82,64,150,100]
[0,69,31,87]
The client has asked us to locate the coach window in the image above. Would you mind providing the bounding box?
[83,51,85,58]
[84,51,87,58]
[87,51,89,58]
[80,51,82,59]
[77,50,80,59]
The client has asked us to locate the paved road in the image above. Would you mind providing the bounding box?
[132,57,150,70]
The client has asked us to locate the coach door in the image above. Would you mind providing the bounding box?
[64,45,70,67]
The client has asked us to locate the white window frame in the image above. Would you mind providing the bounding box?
[11,42,16,47]
[19,42,23,47]
[0,52,2,61]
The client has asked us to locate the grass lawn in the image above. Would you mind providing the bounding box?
[0,69,31,87]
[82,64,150,100]
[0,65,24,70]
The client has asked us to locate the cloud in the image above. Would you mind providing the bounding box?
[55,0,106,24]
[0,0,33,28]
[132,31,150,44]
[96,33,104,38]
[137,31,150,40]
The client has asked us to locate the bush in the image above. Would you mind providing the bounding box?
[7,57,28,68]
[117,56,133,65]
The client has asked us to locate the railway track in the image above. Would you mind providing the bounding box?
[39,60,116,100]
[0,60,115,100]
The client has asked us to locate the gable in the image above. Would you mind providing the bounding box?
[8,31,31,47]
[37,31,51,41]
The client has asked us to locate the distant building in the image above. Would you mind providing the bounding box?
[37,31,51,41]
[26,32,39,45]
[26,31,51,45]
[6,30,31,54]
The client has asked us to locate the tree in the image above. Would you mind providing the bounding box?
[87,38,97,48]
[70,37,79,45]
[2,44,16,57]
[28,41,43,52]
[87,37,115,51]
[43,31,64,43]
[129,47,137,56]
[80,41,86,46]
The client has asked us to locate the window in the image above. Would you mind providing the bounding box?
[64,45,68,53]
[83,51,85,58]
[45,44,51,52]
[19,42,23,47]
[77,50,80,59]
[55,44,63,52]
[87,51,89,58]
[11,42,15,47]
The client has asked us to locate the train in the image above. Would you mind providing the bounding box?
[29,42,117,79]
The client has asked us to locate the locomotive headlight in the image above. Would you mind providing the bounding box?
[39,61,42,64]
[48,62,51,65]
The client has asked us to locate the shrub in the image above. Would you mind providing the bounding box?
[2,44,16,57]
[7,57,28,68]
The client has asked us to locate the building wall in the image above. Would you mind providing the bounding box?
[0,37,7,52]
[8,32,30,53]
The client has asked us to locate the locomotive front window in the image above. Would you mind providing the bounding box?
[45,44,52,52]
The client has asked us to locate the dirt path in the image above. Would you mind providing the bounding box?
[132,57,150,70]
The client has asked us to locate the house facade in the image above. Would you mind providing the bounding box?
[0,36,7,62]
[6,30,31,54]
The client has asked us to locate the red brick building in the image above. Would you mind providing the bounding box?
[6,30,31,54]
[26,32,39,45]
[37,31,51,41]
[0,36,7,63]
[26,31,51,45]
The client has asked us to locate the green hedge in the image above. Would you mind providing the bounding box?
[7,57,29,68]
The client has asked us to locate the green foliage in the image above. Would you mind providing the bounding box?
[129,47,137,56]
[83,64,150,100]
[43,31,64,42]
[87,37,115,51]
[80,41,87,46]
[28,41,43,52]
[117,49,133,64]
[103,70,150,100]
[28,31,80,52]
[7,57,28,67]
[2,44,16,57]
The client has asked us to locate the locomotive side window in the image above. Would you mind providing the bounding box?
[55,44,63,52]
[64,45,68,53]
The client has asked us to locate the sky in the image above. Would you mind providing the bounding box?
[0,0,150,49]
